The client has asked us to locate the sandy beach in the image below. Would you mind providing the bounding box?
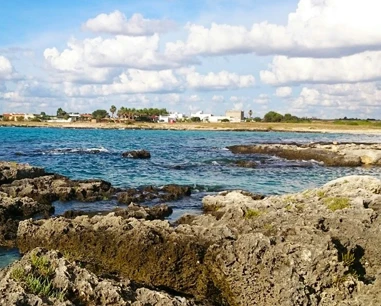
[2,120,381,135]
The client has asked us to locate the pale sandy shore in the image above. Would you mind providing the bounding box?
[2,120,381,135]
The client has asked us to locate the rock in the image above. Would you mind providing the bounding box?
[0,248,199,305]
[0,161,46,185]
[231,160,257,168]
[16,175,381,305]
[117,184,191,204]
[0,192,53,247]
[227,142,381,166]
[122,150,151,159]
[114,203,173,220]
[0,175,114,204]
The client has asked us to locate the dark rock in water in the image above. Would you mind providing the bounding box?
[232,160,257,168]
[122,150,151,159]
[0,192,53,247]
[0,161,46,185]
[62,210,87,218]
[114,203,173,220]
[0,248,199,305]
[117,184,192,205]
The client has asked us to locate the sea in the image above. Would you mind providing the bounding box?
[1,126,381,268]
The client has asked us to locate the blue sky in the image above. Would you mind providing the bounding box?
[1,0,381,118]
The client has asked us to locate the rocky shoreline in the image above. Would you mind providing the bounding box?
[1,161,381,305]
[228,142,381,166]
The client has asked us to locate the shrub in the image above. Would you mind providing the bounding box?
[245,209,264,219]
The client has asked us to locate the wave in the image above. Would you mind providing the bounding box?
[42,147,110,155]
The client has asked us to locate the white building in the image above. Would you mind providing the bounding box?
[158,112,185,123]
[190,111,230,122]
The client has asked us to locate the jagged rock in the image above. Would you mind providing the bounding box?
[114,203,173,220]
[122,150,151,159]
[0,248,199,306]
[0,175,114,204]
[16,175,381,305]
[228,142,381,166]
[0,192,52,247]
[231,160,257,168]
[0,161,46,185]
[117,184,191,204]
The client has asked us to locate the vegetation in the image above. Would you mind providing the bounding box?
[263,111,311,123]
[110,105,117,118]
[324,197,350,211]
[92,109,109,120]
[190,117,201,122]
[56,108,67,118]
[10,252,66,301]
[117,107,168,120]
[221,118,230,122]
[245,209,264,219]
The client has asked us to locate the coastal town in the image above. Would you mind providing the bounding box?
[1,108,246,123]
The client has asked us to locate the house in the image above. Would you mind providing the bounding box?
[2,113,35,121]
[80,114,93,121]
[68,113,81,122]
[158,112,185,123]
[190,111,213,122]
[226,110,244,122]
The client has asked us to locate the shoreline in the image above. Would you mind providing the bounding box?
[2,120,381,135]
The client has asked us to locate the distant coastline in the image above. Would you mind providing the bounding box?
[2,120,381,135]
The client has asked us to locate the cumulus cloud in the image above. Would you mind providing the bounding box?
[254,94,270,104]
[290,83,381,118]
[212,95,225,103]
[83,11,176,36]
[261,51,381,86]
[43,35,183,83]
[275,87,292,98]
[185,69,255,91]
[0,56,13,79]
[165,0,381,59]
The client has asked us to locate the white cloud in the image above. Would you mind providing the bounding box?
[165,0,381,59]
[275,87,292,98]
[43,35,180,83]
[212,95,225,102]
[185,69,255,91]
[290,82,381,118]
[0,56,13,79]
[261,51,381,86]
[254,94,270,104]
[83,11,176,36]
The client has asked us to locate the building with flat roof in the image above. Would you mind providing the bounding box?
[226,110,244,122]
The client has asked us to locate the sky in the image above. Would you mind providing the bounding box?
[1,0,381,119]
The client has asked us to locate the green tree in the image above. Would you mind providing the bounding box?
[264,111,284,122]
[248,110,253,118]
[56,108,67,118]
[92,109,109,120]
[110,105,117,118]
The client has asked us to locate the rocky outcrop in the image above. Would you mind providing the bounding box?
[228,142,381,166]
[16,175,381,305]
[0,193,53,247]
[0,175,114,204]
[0,161,46,185]
[0,248,199,305]
[122,150,151,159]
[117,184,191,204]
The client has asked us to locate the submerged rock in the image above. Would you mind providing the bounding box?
[0,248,199,305]
[16,175,381,305]
[117,184,191,204]
[122,150,151,159]
[228,142,381,166]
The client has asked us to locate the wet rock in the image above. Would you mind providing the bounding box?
[0,175,114,204]
[0,248,199,306]
[227,142,381,166]
[16,175,381,305]
[0,192,52,247]
[114,203,173,220]
[122,150,151,159]
[0,161,46,185]
[231,160,257,168]
[117,184,191,204]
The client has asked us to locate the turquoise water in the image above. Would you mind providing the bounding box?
[1,126,381,267]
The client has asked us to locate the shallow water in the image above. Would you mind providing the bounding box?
[1,127,381,267]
